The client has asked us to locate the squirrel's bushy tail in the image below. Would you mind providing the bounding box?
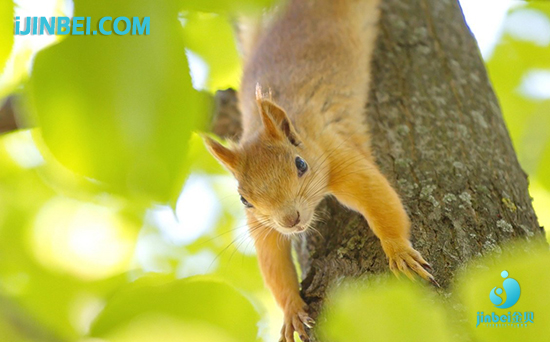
[235,14,271,62]
[237,0,381,61]
[290,0,381,16]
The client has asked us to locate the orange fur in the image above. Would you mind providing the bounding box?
[204,1,434,341]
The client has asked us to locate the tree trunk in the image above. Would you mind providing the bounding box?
[212,0,544,340]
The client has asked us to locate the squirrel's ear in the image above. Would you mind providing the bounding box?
[202,135,238,172]
[256,85,301,146]
[255,98,281,141]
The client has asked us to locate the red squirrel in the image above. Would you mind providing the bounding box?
[204,0,435,341]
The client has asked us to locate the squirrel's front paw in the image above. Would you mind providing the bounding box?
[279,302,315,342]
[382,238,439,287]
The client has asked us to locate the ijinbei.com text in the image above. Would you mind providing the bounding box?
[14,16,150,36]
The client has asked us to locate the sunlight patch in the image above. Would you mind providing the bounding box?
[30,197,135,280]
[147,174,220,246]
[3,130,44,168]
[518,69,550,100]
[505,9,550,47]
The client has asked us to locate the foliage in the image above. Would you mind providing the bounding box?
[457,242,550,342]
[90,275,261,342]
[486,2,550,234]
[0,0,276,341]
[182,12,242,92]
[319,279,458,342]
[28,0,204,204]
[318,242,550,342]
[0,0,13,74]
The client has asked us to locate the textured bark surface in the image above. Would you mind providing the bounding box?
[212,0,545,340]
[294,0,545,323]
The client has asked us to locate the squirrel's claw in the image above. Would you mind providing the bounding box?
[301,315,315,329]
[384,240,437,287]
[429,275,441,288]
[422,262,433,272]
[280,305,313,342]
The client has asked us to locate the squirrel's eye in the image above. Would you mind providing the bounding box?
[295,156,308,177]
[240,195,253,208]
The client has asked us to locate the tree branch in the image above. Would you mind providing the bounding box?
[0,295,65,342]
[0,97,18,134]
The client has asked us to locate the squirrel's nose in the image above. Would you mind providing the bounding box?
[281,211,301,228]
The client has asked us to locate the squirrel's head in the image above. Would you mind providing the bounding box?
[203,86,329,235]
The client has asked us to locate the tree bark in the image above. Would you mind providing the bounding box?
[212,0,545,340]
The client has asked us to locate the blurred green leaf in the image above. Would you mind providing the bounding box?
[0,303,36,342]
[526,102,550,190]
[487,37,541,143]
[28,0,205,204]
[529,181,550,243]
[318,278,458,342]
[0,0,13,76]
[456,242,550,342]
[179,0,276,14]
[487,4,550,193]
[0,131,140,340]
[90,275,260,342]
[183,13,242,92]
[0,0,71,100]
[96,313,242,342]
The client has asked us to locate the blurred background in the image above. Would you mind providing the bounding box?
[0,0,548,341]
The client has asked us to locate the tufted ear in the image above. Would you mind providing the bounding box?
[255,84,301,146]
[202,135,238,172]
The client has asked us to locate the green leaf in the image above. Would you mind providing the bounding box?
[179,0,276,14]
[318,278,459,342]
[0,0,13,76]
[27,0,205,204]
[183,12,242,92]
[0,132,135,340]
[525,101,550,190]
[456,241,550,342]
[90,275,260,342]
[487,4,550,193]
